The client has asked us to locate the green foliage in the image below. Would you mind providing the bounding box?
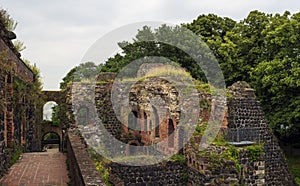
[212,134,229,147]
[246,145,263,162]
[13,40,26,52]
[65,158,73,186]
[95,161,111,186]
[169,154,187,163]
[51,105,62,126]
[182,169,188,182]
[187,11,300,146]
[0,8,17,31]
[199,145,241,173]
[87,147,112,185]
[101,24,212,82]
[44,133,59,140]
[9,145,22,166]
[286,155,300,185]
[194,122,208,136]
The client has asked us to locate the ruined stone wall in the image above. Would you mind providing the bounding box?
[95,73,121,138]
[94,73,185,156]
[185,144,265,186]
[92,73,295,185]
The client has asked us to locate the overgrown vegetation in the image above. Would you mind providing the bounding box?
[169,154,187,163]
[87,147,112,186]
[198,144,242,173]
[0,8,27,52]
[65,158,73,186]
[95,161,111,185]
[246,145,264,162]
[287,156,300,185]
[9,145,22,166]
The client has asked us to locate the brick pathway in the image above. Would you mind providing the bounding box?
[0,150,69,186]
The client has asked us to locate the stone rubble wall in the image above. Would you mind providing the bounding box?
[224,81,296,185]
[185,145,265,186]
[109,161,187,186]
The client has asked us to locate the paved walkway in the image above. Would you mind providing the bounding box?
[0,149,69,186]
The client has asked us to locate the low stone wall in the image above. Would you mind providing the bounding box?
[66,129,106,186]
[109,161,187,186]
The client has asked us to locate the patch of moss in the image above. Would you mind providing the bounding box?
[246,145,263,162]
[169,154,187,164]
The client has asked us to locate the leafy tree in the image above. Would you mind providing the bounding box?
[250,12,300,146]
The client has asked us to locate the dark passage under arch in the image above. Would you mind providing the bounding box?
[168,119,175,148]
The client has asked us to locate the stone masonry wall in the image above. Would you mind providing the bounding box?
[224,81,296,185]
[0,19,37,178]
[185,144,265,186]
[109,161,187,186]
[67,129,106,186]
[91,74,295,185]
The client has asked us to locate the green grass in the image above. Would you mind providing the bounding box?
[286,155,300,185]
[9,147,22,166]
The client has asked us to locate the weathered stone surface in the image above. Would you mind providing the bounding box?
[0,18,37,179]
[67,129,106,186]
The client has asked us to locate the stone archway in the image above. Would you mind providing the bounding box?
[41,91,63,151]
[41,131,60,151]
[41,123,63,151]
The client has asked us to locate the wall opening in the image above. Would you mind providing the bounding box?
[168,119,175,148]
[152,107,160,138]
[43,101,58,121]
[143,111,147,132]
[128,111,138,131]
[41,132,60,152]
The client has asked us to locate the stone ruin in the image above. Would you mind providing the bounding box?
[73,71,296,185]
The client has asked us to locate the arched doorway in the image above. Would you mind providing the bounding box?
[41,132,60,152]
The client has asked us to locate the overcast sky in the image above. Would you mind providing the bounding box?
[1,0,299,90]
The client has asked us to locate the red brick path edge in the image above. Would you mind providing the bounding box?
[0,150,69,186]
